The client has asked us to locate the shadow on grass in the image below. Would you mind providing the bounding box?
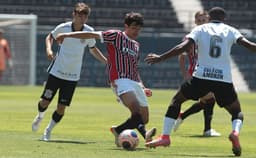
[186,134,221,138]
[110,147,147,151]
[38,139,96,144]
[169,153,234,157]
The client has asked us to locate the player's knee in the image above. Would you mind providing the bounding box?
[38,100,49,112]
[40,99,50,107]
[165,103,181,119]
[143,117,149,124]
[140,112,149,124]
[232,112,244,121]
[56,104,66,115]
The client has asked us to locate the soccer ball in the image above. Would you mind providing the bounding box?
[118,129,139,150]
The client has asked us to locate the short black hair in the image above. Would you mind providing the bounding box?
[124,12,144,26]
[209,7,226,21]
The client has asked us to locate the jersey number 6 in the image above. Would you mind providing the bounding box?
[209,35,222,58]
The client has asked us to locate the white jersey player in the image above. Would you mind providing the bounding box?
[145,7,256,157]
[188,22,242,83]
[48,21,96,81]
[31,2,107,141]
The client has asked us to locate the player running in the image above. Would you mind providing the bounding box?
[31,2,107,141]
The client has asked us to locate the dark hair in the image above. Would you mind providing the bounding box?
[74,2,91,15]
[124,12,144,26]
[209,7,226,21]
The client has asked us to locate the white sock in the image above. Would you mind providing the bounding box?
[38,112,45,118]
[162,117,176,135]
[232,119,243,134]
[46,119,57,131]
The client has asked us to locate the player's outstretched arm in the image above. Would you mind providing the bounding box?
[56,31,101,44]
[238,37,256,52]
[144,38,193,65]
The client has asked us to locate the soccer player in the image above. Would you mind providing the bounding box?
[144,7,256,156]
[0,28,13,80]
[174,11,221,137]
[56,12,156,147]
[31,2,107,141]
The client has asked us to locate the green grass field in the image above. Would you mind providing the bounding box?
[0,86,255,158]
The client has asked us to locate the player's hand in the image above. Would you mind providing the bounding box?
[144,88,152,97]
[46,49,55,60]
[144,53,161,64]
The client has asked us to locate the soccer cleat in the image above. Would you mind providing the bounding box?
[41,128,51,141]
[110,126,121,147]
[145,127,157,142]
[145,135,170,148]
[203,129,221,137]
[32,115,43,132]
[229,131,241,156]
[173,112,184,132]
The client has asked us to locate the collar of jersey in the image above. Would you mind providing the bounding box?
[210,20,222,23]
[71,23,84,32]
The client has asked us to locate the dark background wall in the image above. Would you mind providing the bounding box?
[36,34,256,90]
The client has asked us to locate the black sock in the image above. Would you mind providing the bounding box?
[203,101,214,131]
[181,102,203,120]
[115,113,145,138]
[52,111,63,123]
[165,103,181,119]
[137,123,146,139]
[38,102,47,112]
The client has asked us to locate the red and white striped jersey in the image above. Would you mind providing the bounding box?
[183,36,198,76]
[100,30,140,82]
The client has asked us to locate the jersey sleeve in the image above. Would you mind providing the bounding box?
[51,23,65,39]
[87,38,96,48]
[102,30,119,43]
[231,27,243,44]
[186,26,201,43]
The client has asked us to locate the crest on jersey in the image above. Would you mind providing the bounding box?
[44,89,53,99]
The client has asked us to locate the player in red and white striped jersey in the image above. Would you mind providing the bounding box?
[56,12,156,146]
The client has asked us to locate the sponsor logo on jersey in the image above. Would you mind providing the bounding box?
[203,67,223,79]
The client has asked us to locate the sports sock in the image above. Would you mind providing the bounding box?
[46,119,57,132]
[182,102,203,120]
[162,117,176,135]
[203,101,214,131]
[45,111,63,132]
[137,124,146,139]
[38,112,45,118]
[38,102,47,118]
[115,113,144,137]
[232,119,242,134]
[52,110,63,123]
